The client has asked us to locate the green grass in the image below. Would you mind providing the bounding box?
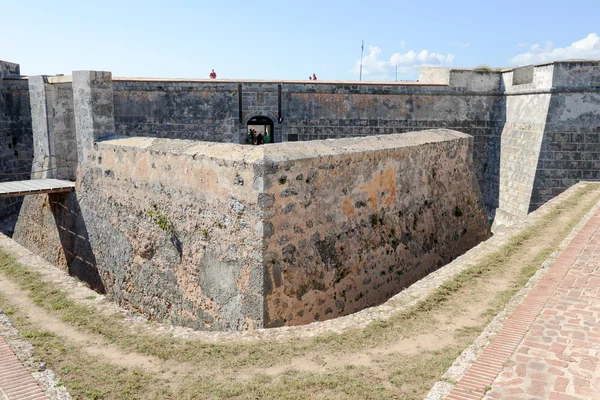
[0,297,169,400]
[1,185,598,365]
[0,183,598,399]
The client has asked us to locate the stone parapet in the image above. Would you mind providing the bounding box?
[13,129,490,330]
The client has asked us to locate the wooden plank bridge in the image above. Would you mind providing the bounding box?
[0,179,75,198]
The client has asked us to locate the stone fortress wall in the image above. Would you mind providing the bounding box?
[78,61,600,226]
[14,128,489,330]
[0,61,33,235]
[16,136,266,330]
[1,58,599,330]
[260,130,489,327]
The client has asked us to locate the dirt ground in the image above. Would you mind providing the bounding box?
[1,184,599,399]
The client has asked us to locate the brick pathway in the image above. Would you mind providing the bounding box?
[0,336,47,400]
[446,209,600,400]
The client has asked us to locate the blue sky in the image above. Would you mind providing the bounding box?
[2,0,599,81]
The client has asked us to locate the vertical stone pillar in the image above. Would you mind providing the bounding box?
[72,71,114,165]
[27,76,53,178]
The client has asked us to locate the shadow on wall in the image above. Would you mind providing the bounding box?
[0,88,34,236]
[481,96,507,221]
[49,192,105,293]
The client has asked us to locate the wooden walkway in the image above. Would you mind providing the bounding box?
[0,179,75,198]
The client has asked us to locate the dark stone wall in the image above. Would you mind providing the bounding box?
[0,77,33,235]
[9,60,597,238]
[112,79,239,143]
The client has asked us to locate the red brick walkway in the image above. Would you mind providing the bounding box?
[446,209,600,400]
[0,336,47,400]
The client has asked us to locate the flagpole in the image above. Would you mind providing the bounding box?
[359,39,364,81]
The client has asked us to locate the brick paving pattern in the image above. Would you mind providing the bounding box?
[0,336,47,400]
[446,210,600,400]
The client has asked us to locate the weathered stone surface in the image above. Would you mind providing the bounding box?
[260,129,490,326]
[13,130,489,331]
[28,76,77,181]
[5,60,600,331]
[492,61,600,229]
[11,60,599,227]
[0,183,590,343]
[16,137,265,331]
[73,71,115,164]
[0,61,33,235]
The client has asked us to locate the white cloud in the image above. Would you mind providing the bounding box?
[350,46,389,77]
[517,43,528,48]
[510,33,600,65]
[391,49,455,65]
[400,40,407,48]
[350,45,455,81]
[449,41,471,48]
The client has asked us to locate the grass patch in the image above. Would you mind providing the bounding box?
[0,184,598,398]
[0,296,170,400]
[2,185,599,363]
[385,345,466,399]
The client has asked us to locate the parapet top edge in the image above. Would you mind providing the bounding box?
[262,129,470,162]
[422,59,600,74]
[95,129,470,163]
[111,77,445,86]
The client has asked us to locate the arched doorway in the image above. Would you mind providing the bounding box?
[246,116,274,145]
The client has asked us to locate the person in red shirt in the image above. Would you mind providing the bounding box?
[209,69,217,79]
[312,73,317,81]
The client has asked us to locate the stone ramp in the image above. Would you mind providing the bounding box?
[0,180,74,199]
[443,208,600,399]
[0,336,47,400]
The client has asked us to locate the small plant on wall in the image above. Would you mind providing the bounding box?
[147,204,182,259]
[147,204,175,234]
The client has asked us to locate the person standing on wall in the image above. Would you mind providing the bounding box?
[210,69,217,79]
[312,73,317,81]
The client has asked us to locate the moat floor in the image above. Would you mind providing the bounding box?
[1,183,599,399]
[448,208,600,400]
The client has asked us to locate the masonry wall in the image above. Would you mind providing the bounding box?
[108,63,597,227]
[530,62,600,211]
[13,128,490,330]
[281,83,504,214]
[259,129,490,327]
[46,80,77,180]
[28,76,77,181]
[491,62,600,228]
[109,77,505,216]
[15,137,266,331]
[112,79,240,143]
[0,62,33,235]
[489,65,554,227]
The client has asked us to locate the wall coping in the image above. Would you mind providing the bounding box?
[112,77,443,86]
[97,129,470,163]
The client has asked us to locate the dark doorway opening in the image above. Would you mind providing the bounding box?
[246,116,274,145]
